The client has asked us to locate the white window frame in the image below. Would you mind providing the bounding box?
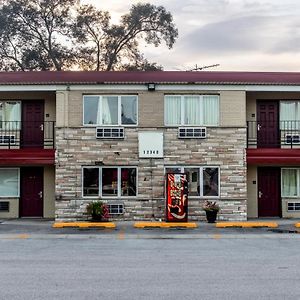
[164,95,219,126]
[281,168,300,198]
[82,166,138,198]
[0,168,20,198]
[83,95,138,126]
[165,166,220,198]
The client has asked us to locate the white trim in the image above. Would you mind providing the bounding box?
[82,166,138,199]
[0,168,20,198]
[2,83,300,92]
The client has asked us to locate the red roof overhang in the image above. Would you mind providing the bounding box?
[0,149,55,166]
[247,149,300,165]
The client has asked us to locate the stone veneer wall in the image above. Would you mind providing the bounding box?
[55,127,247,221]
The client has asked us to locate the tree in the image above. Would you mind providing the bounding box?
[0,0,77,71]
[73,3,178,71]
[0,1,178,71]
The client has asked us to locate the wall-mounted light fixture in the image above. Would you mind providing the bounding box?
[147,83,156,91]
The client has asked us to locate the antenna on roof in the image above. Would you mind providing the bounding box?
[186,64,220,72]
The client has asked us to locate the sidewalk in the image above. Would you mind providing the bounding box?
[1,218,300,238]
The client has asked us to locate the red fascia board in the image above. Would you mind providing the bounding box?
[0,149,55,166]
[1,71,300,85]
[247,149,300,165]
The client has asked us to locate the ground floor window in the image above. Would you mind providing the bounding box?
[282,168,300,197]
[165,166,219,197]
[83,166,137,197]
[0,168,20,197]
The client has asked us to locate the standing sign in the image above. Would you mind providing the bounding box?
[166,173,188,222]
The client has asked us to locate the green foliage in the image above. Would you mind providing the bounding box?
[86,201,105,217]
[0,1,178,71]
[202,200,220,212]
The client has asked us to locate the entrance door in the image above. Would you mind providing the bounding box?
[21,101,44,148]
[257,167,281,217]
[257,101,279,148]
[20,167,43,217]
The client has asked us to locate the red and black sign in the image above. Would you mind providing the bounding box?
[166,173,188,222]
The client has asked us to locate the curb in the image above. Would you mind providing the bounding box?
[134,222,198,229]
[216,222,278,228]
[52,222,116,229]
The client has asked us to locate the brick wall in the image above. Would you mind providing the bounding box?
[55,127,247,221]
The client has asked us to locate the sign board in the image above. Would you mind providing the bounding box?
[138,132,163,158]
[166,173,188,222]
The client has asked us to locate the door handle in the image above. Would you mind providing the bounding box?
[258,191,263,198]
[40,124,44,131]
[257,124,261,131]
[38,191,43,199]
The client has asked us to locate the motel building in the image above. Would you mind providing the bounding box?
[0,71,300,221]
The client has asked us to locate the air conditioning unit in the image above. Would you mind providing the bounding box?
[285,134,300,144]
[287,202,300,211]
[96,127,124,139]
[0,135,15,144]
[178,127,206,139]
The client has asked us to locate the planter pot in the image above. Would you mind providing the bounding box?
[205,210,218,223]
[91,213,102,222]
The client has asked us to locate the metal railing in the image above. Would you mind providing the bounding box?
[247,120,300,148]
[0,121,55,149]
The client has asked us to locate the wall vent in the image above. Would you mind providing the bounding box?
[96,127,124,139]
[0,135,15,144]
[0,201,9,212]
[108,203,124,215]
[178,127,206,139]
[287,202,300,211]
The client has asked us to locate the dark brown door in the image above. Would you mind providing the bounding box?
[20,167,43,217]
[257,167,281,217]
[21,101,44,148]
[257,101,279,148]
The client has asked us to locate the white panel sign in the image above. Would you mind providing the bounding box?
[138,132,163,158]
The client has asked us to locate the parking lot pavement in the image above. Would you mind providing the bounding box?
[1,218,300,238]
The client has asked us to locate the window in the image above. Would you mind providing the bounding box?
[165,166,219,197]
[282,168,300,197]
[0,101,21,129]
[0,168,20,197]
[280,101,300,130]
[164,95,219,126]
[83,95,137,126]
[82,167,137,197]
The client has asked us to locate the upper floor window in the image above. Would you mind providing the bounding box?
[280,101,300,129]
[0,101,21,129]
[164,95,219,126]
[83,95,138,126]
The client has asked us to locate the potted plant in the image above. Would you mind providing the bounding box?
[86,201,110,221]
[202,200,220,223]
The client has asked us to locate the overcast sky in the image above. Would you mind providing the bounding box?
[83,0,300,71]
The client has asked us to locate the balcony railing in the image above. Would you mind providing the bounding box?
[247,120,300,148]
[0,121,55,149]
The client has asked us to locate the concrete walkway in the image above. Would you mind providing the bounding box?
[1,218,300,238]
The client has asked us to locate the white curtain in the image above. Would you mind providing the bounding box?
[165,96,181,125]
[184,96,201,125]
[280,101,298,130]
[4,102,21,130]
[282,169,298,197]
[102,96,118,125]
[0,169,19,197]
[203,96,219,125]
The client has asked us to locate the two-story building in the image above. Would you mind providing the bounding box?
[0,71,299,221]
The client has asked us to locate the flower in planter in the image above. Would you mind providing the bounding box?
[202,200,220,212]
[86,201,110,221]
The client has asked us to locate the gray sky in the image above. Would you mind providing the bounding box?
[83,0,300,71]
